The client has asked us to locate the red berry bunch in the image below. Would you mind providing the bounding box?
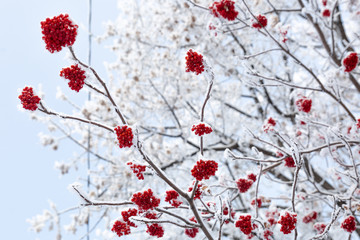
[302,211,317,223]
[236,178,254,193]
[210,0,238,21]
[121,208,138,227]
[111,220,131,237]
[322,9,331,17]
[144,212,158,219]
[322,0,327,6]
[40,14,78,53]
[191,160,218,181]
[18,87,41,111]
[251,198,262,208]
[357,119,360,129]
[114,125,134,148]
[343,53,359,72]
[146,223,164,238]
[185,217,199,238]
[235,215,253,235]
[278,211,297,234]
[131,189,160,211]
[247,173,257,182]
[191,123,213,136]
[185,49,204,75]
[188,182,203,199]
[263,229,273,240]
[284,156,296,168]
[296,97,312,113]
[127,162,146,180]
[341,215,356,233]
[59,64,86,92]
[165,190,182,208]
[252,15,267,29]
[314,222,327,234]
[263,117,276,133]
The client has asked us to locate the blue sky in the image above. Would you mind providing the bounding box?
[0,0,118,238]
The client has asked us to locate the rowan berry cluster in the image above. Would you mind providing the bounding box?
[209,0,238,21]
[284,156,296,168]
[236,178,254,193]
[127,162,146,180]
[59,64,86,92]
[322,9,331,17]
[263,117,276,133]
[191,160,218,181]
[146,223,164,238]
[343,52,358,72]
[278,211,297,234]
[263,229,274,240]
[18,87,41,111]
[296,97,312,113]
[191,123,213,136]
[185,217,199,238]
[40,14,78,53]
[185,49,205,75]
[251,198,262,208]
[121,208,138,227]
[302,211,317,223]
[131,189,160,211]
[114,125,134,148]
[341,215,356,233]
[111,220,130,237]
[247,173,257,182]
[165,190,182,208]
[252,15,267,29]
[313,222,327,234]
[188,182,203,199]
[235,215,253,235]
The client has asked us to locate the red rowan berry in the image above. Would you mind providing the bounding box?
[210,0,238,21]
[165,190,182,208]
[284,156,296,168]
[223,206,235,224]
[185,217,199,238]
[111,220,131,237]
[185,49,204,75]
[188,182,203,199]
[263,117,276,133]
[18,87,41,111]
[41,14,78,53]
[235,215,253,235]
[314,222,327,234]
[247,173,257,182]
[144,212,158,219]
[322,9,331,17]
[191,123,213,136]
[146,223,164,238]
[60,64,86,92]
[131,189,160,211]
[356,119,360,129]
[252,15,267,29]
[121,208,138,227]
[303,211,317,223]
[263,229,273,240]
[191,160,218,181]
[127,162,146,180]
[236,178,253,193]
[322,0,327,6]
[341,215,356,233]
[296,97,312,113]
[251,198,262,208]
[278,211,297,234]
[114,125,134,148]
[343,53,358,72]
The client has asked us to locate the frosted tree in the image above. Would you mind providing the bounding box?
[21,0,360,239]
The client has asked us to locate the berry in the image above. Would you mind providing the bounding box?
[165,190,182,208]
[356,119,360,129]
[263,229,273,240]
[284,156,296,168]
[210,0,238,21]
[111,220,131,237]
[131,189,160,211]
[247,173,257,182]
[263,117,276,133]
[314,222,327,234]
[252,15,267,29]
[322,9,331,17]
[341,215,356,233]
[251,198,262,208]
[146,223,164,238]
[121,208,138,227]
[41,14,78,53]
[191,123,213,136]
[127,162,146,180]
[185,49,204,75]
[343,53,358,72]
[236,178,253,193]
[278,211,297,234]
[144,212,158,219]
[188,182,203,199]
[18,87,41,111]
[191,160,218,181]
[303,211,317,223]
[235,215,253,235]
[322,0,327,6]
[60,64,86,92]
[223,206,235,224]
[185,217,199,238]
[114,125,134,148]
[296,97,312,113]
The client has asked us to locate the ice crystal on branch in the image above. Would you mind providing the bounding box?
[278,211,297,234]
[191,160,218,181]
[114,126,133,148]
[111,220,131,237]
[131,189,160,211]
[59,64,86,92]
[18,87,41,111]
[191,123,212,136]
[185,49,204,75]
[235,215,253,235]
[343,53,358,72]
[341,215,356,233]
[40,14,78,53]
[209,0,238,21]
[252,15,267,29]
